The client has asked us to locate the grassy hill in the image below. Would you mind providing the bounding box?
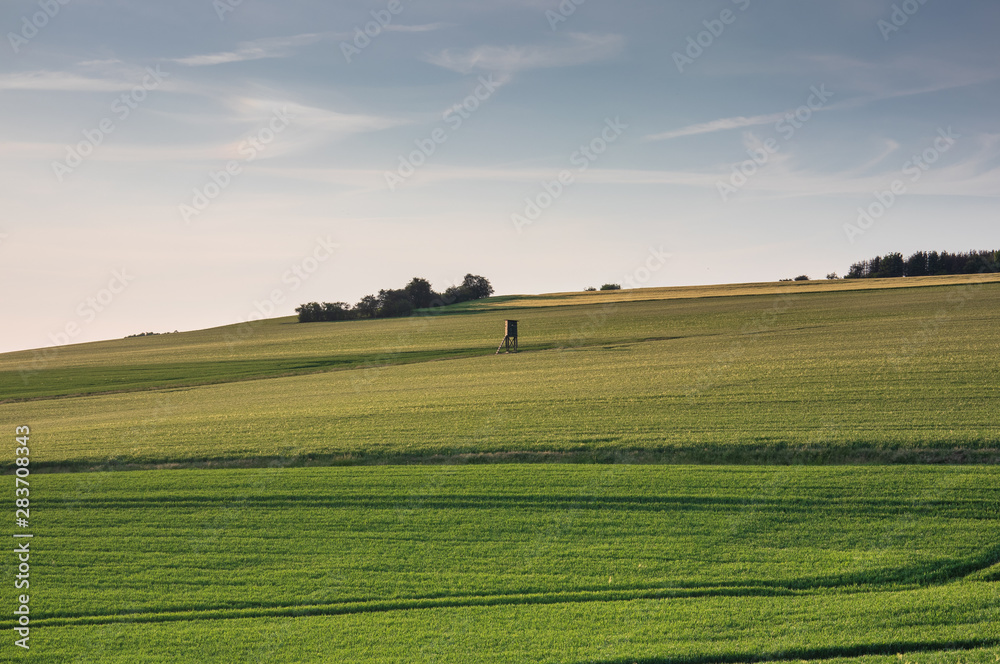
[3,273,996,401]
[2,274,998,468]
[5,275,1000,663]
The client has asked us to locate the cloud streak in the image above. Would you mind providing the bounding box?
[265,133,1000,200]
[644,112,790,142]
[171,33,330,67]
[646,54,1000,144]
[425,32,624,74]
[384,22,450,33]
[0,71,133,92]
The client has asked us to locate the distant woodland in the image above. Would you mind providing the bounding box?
[845,250,1000,279]
[296,274,493,323]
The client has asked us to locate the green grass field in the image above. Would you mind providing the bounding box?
[3,274,997,402]
[7,465,1000,662]
[3,276,1000,662]
[2,276,998,468]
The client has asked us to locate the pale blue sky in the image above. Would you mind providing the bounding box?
[1,0,998,352]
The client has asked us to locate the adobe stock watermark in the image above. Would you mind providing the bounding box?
[717,85,833,202]
[384,74,502,191]
[224,236,339,349]
[17,268,136,383]
[51,66,168,183]
[340,0,407,63]
[180,107,291,224]
[843,127,959,244]
[886,261,997,370]
[673,0,751,74]
[878,0,930,41]
[511,117,627,233]
[623,245,672,289]
[213,0,243,21]
[8,0,70,54]
[349,278,470,391]
[546,0,587,31]
[686,293,798,398]
[559,245,670,354]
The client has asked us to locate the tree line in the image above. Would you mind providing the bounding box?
[296,274,493,323]
[845,250,1000,279]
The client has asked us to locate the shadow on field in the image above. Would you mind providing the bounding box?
[577,638,1000,664]
[31,446,1000,473]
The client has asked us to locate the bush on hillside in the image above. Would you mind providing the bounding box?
[296,274,493,323]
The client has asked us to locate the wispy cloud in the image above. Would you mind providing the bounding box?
[171,33,329,67]
[652,54,1000,143]
[0,71,130,92]
[234,97,405,139]
[846,138,901,176]
[804,53,1000,99]
[140,98,403,162]
[0,95,406,170]
[425,32,624,74]
[384,22,450,33]
[644,112,789,142]
[712,131,1000,200]
[273,131,1000,200]
[76,59,123,67]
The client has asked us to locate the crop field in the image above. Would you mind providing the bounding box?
[2,274,998,402]
[7,465,1000,662]
[3,276,1000,662]
[1,276,999,467]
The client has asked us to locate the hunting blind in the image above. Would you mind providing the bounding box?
[496,319,518,354]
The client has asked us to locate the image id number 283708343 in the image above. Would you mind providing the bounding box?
[13,425,32,650]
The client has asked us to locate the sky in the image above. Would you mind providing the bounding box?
[1,0,998,353]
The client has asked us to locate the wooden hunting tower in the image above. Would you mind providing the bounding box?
[496,319,519,354]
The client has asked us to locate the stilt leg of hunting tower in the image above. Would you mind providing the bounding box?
[496,333,519,354]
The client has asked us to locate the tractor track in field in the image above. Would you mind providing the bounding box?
[17,585,809,628]
[39,492,1000,517]
[24,543,1000,629]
